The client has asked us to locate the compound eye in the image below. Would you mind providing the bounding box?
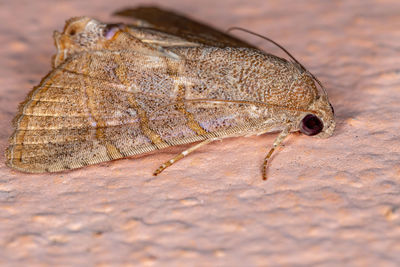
[300,114,323,136]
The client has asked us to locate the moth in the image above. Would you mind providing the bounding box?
[5,7,335,180]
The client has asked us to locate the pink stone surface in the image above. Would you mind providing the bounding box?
[1,0,399,266]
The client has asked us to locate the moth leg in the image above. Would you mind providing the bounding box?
[262,129,290,180]
[153,138,218,176]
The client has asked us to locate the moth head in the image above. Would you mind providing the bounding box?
[298,95,335,139]
[52,17,125,67]
[285,70,335,138]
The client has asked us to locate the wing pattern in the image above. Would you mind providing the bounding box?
[6,48,276,173]
[6,11,319,173]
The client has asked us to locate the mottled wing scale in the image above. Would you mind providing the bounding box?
[6,12,335,177]
[6,35,274,173]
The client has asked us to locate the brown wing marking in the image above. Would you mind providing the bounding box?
[6,59,111,172]
[164,56,209,136]
[6,55,143,173]
[175,84,208,136]
[112,52,169,149]
[83,53,126,160]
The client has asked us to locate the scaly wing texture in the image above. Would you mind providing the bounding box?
[6,47,272,173]
[114,6,255,48]
[6,20,317,173]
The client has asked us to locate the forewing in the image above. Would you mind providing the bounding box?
[6,48,270,173]
[114,6,255,48]
[6,52,146,173]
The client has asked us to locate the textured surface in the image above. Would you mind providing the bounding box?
[0,0,399,266]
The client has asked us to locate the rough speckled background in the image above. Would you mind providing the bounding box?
[1,0,399,266]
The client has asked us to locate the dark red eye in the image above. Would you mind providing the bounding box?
[300,114,323,136]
